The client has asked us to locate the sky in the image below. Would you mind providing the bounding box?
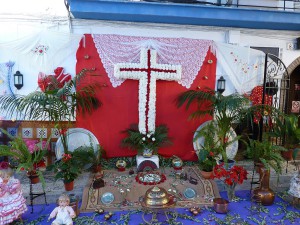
[0,0,68,19]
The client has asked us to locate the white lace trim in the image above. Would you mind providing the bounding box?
[92,34,213,88]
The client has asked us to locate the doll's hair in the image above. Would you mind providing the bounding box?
[58,194,70,204]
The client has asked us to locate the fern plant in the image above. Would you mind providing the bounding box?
[0,129,51,189]
[245,138,286,175]
[121,124,172,155]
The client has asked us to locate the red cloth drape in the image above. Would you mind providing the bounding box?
[76,34,216,161]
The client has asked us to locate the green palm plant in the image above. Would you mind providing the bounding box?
[0,129,51,189]
[176,88,251,163]
[0,69,103,154]
[245,137,286,175]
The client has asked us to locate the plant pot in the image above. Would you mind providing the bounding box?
[93,165,102,173]
[27,171,40,184]
[200,170,213,179]
[143,148,153,158]
[281,149,293,161]
[64,180,74,191]
[218,159,235,170]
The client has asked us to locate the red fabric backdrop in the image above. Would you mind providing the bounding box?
[76,34,216,161]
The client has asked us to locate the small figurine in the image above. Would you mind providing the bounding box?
[0,166,27,225]
[48,194,76,225]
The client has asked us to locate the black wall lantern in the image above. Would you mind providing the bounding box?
[14,71,23,90]
[217,76,226,94]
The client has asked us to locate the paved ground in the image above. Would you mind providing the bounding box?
[17,160,299,205]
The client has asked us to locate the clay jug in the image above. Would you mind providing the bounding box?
[252,165,275,206]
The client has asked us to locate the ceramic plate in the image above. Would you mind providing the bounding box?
[101,192,115,205]
[55,128,99,160]
[183,188,196,199]
[193,120,238,160]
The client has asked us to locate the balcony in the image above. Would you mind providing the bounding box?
[66,0,300,30]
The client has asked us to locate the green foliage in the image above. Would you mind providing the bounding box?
[176,88,251,163]
[269,113,300,148]
[0,128,50,189]
[0,69,103,124]
[245,138,286,174]
[121,124,172,155]
[47,152,82,182]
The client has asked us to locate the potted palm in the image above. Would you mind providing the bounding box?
[0,129,51,188]
[245,137,286,206]
[269,114,300,161]
[0,69,103,154]
[121,124,172,157]
[176,88,251,165]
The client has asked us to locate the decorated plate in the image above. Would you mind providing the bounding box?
[55,128,99,160]
[193,120,238,160]
[101,192,115,205]
[183,187,196,199]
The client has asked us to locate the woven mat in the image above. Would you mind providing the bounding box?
[80,166,220,212]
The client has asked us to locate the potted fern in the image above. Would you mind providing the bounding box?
[0,129,51,188]
[121,124,172,157]
[269,114,300,161]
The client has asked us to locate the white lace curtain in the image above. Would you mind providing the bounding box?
[92,34,214,89]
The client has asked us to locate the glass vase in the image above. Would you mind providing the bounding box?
[225,184,236,202]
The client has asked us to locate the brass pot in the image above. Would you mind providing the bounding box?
[141,186,176,208]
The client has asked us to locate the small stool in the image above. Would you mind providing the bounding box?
[28,176,48,213]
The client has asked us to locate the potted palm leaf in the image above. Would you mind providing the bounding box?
[269,114,300,161]
[0,69,103,154]
[0,129,51,189]
[176,88,251,165]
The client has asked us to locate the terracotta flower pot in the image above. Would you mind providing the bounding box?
[200,170,213,179]
[64,180,74,191]
[27,171,40,184]
[281,149,293,161]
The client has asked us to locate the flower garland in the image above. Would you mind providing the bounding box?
[114,48,182,134]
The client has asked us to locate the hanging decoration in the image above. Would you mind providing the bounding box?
[37,67,71,92]
[215,42,265,94]
[93,34,213,89]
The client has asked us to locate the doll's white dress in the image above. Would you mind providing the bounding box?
[50,206,75,225]
[0,177,27,225]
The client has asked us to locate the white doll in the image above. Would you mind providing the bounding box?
[48,194,76,225]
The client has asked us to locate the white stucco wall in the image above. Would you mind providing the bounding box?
[0,18,299,97]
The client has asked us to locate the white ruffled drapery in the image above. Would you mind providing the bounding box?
[216,42,265,94]
[92,34,214,89]
[0,30,83,72]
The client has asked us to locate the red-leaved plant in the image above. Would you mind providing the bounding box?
[211,163,248,188]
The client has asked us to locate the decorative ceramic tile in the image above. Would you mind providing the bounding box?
[291,101,300,113]
[7,127,18,137]
[36,128,47,138]
[22,128,33,138]
[51,128,60,138]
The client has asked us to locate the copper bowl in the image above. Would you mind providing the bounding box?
[213,198,229,214]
